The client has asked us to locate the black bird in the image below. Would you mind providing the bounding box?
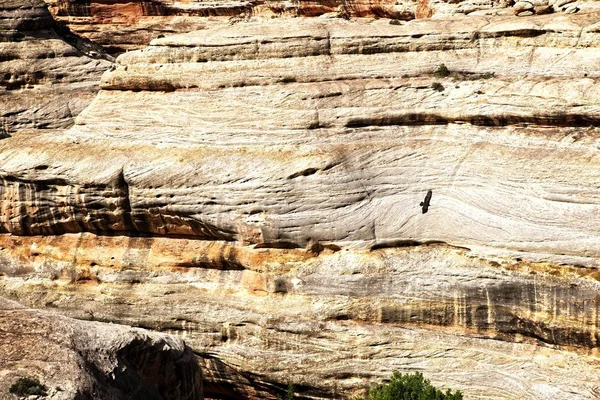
[420,190,432,214]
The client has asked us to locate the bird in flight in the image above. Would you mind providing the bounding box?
[420,190,432,214]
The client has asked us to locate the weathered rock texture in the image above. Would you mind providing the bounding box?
[0,0,111,134]
[0,297,203,400]
[2,235,600,399]
[41,0,600,55]
[43,0,412,18]
[41,0,415,55]
[4,16,600,261]
[3,5,600,400]
[42,0,215,55]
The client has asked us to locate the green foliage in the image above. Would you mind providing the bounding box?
[277,384,295,400]
[364,372,463,400]
[431,82,444,92]
[9,377,48,397]
[433,64,450,78]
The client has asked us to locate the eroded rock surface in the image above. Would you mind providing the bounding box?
[3,5,600,400]
[0,297,203,400]
[3,16,600,261]
[41,0,600,56]
[41,0,415,55]
[2,235,600,399]
[0,0,112,134]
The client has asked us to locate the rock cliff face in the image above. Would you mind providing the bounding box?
[0,0,112,134]
[4,16,600,261]
[0,297,203,400]
[3,235,600,398]
[3,1,600,400]
[42,0,415,55]
[41,0,600,55]
[42,0,212,55]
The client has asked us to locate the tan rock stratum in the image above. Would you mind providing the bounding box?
[3,0,600,399]
[0,0,112,134]
[0,297,203,400]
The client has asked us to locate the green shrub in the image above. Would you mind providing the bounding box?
[431,82,444,92]
[364,371,463,400]
[9,377,48,397]
[433,64,450,78]
[277,383,295,400]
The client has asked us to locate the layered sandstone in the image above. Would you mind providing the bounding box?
[41,0,600,56]
[4,16,600,261]
[2,235,600,399]
[42,0,214,55]
[3,10,600,399]
[0,0,111,134]
[0,297,203,400]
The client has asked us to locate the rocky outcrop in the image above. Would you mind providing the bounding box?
[2,234,600,399]
[41,0,600,57]
[42,0,213,55]
[0,297,203,400]
[0,0,111,134]
[3,11,600,398]
[3,16,600,262]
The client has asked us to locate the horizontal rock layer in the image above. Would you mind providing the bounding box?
[43,0,413,18]
[1,234,600,399]
[3,16,600,262]
[0,0,112,134]
[41,0,600,56]
[0,296,203,400]
[3,6,600,400]
[41,0,415,55]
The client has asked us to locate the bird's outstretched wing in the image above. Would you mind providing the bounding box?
[420,190,432,214]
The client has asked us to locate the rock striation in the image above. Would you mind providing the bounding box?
[42,0,215,55]
[41,0,600,56]
[0,297,203,400]
[2,235,600,399]
[0,0,111,134]
[3,3,600,400]
[4,16,600,261]
[4,10,600,398]
[41,0,415,56]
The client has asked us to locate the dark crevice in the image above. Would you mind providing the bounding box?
[346,112,600,128]
[254,241,301,249]
[370,239,471,252]
[480,29,546,39]
[371,239,448,250]
[195,353,330,400]
[287,167,319,179]
[371,239,421,250]
[116,169,135,233]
